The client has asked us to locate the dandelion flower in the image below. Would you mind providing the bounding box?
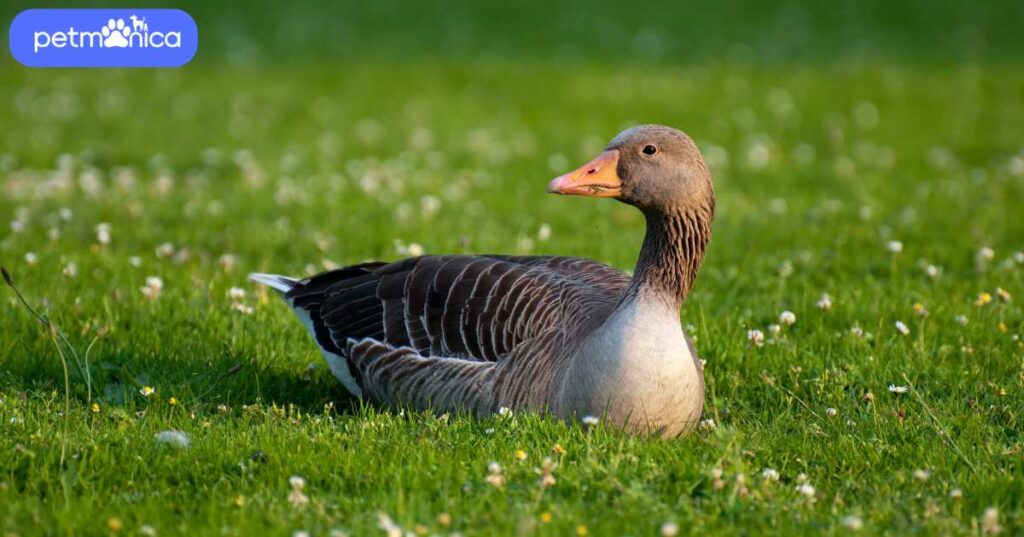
[437,513,452,527]
[107,518,123,531]
[540,512,553,524]
[514,449,527,461]
[91,403,101,413]
[168,397,178,406]
[779,311,796,325]
[552,443,566,456]
[576,524,588,536]
[895,320,910,335]
[975,292,993,307]
[913,303,928,317]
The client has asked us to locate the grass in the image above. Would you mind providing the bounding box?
[2,3,1024,535]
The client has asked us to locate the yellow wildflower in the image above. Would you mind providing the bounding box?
[540,512,553,523]
[515,449,527,461]
[576,524,589,536]
[107,517,123,531]
[139,386,155,397]
[996,287,1011,302]
[975,292,992,307]
[552,443,565,456]
[998,322,1008,333]
[91,403,101,413]
[437,513,452,527]
[168,397,178,406]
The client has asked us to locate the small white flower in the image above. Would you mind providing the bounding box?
[779,311,796,325]
[886,240,903,253]
[139,386,155,397]
[850,325,864,338]
[498,406,512,418]
[955,315,969,326]
[796,482,816,499]
[129,256,142,267]
[924,264,940,279]
[289,475,306,489]
[761,468,780,482]
[698,418,716,432]
[977,246,995,262]
[155,242,175,258]
[293,532,310,537]
[1014,252,1024,264]
[141,276,164,300]
[767,324,781,336]
[816,293,833,310]
[949,488,963,499]
[747,329,765,347]
[913,469,930,481]
[982,507,1001,534]
[826,407,837,417]
[62,262,78,278]
[154,430,190,448]
[24,252,38,265]
[231,303,255,315]
[538,223,552,241]
[96,222,112,245]
[841,515,864,530]
[888,384,908,394]
[228,287,246,301]
[581,415,600,426]
[895,320,910,335]
[10,220,25,233]
[660,522,679,537]
[407,243,425,257]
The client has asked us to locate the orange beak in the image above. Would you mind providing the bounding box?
[547,150,622,197]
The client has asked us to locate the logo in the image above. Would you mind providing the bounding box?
[10,9,198,67]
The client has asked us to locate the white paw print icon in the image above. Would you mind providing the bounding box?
[101,18,131,48]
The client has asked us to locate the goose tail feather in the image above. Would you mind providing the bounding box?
[248,273,298,295]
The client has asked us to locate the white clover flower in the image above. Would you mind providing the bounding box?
[841,515,864,530]
[228,287,246,301]
[498,406,512,418]
[826,407,837,417]
[24,252,38,265]
[538,223,552,241]
[1014,252,1024,264]
[887,384,908,394]
[955,315,969,326]
[796,482,816,499]
[779,311,796,325]
[913,469,930,481]
[886,240,903,253]
[581,415,600,426]
[761,468,780,482]
[141,276,164,300]
[924,264,940,279]
[982,507,1001,535]
[816,293,833,310]
[850,325,864,338]
[407,243,425,257]
[949,488,963,499]
[895,320,910,335]
[660,522,679,537]
[129,256,142,267]
[289,475,306,489]
[96,222,112,245]
[768,324,781,336]
[62,262,78,278]
[977,246,995,262]
[10,220,25,233]
[747,329,765,347]
[420,195,441,217]
[698,418,716,432]
[155,242,175,258]
[231,303,255,315]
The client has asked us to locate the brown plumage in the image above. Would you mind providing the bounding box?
[252,125,715,436]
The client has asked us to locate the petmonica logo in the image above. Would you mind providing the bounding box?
[10,9,197,67]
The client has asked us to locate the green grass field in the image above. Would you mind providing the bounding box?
[2,1,1024,535]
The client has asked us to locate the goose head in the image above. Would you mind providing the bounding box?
[547,125,712,215]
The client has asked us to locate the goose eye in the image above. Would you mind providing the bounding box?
[642,144,657,156]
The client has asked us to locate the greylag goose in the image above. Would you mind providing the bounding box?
[251,125,714,436]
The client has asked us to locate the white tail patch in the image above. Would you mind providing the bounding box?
[248,272,296,294]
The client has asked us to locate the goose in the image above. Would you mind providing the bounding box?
[251,125,714,436]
